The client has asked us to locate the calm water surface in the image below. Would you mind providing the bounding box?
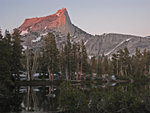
[1,82,150,113]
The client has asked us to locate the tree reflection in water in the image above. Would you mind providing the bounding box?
[23,86,39,111]
[0,82,150,113]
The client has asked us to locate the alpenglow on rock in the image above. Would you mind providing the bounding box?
[19,8,73,35]
[18,8,150,57]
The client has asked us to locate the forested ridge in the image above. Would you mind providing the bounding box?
[1,29,150,84]
[0,29,150,113]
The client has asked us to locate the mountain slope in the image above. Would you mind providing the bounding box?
[18,8,150,56]
[86,33,150,56]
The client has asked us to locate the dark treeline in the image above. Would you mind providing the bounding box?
[0,29,150,84]
[0,29,22,87]
[1,81,150,112]
[0,29,23,112]
[1,29,150,112]
[58,81,150,113]
[111,47,150,81]
[38,32,90,81]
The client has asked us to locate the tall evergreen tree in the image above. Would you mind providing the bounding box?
[133,48,143,77]
[60,46,66,78]
[112,53,119,75]
[11,29,23,80]
[43,32,59,81]
[4,30,12,67]
[76,43,81,80]
[63,33,72,80]
[0,30,13,86]
[102,56,109,74]
[117,49,125,76]
[123,47,131,76]
[39,48,47,78]
[91,56,97,73]
[80,40,89,79]
[97,56,102,77]
[71,43,78,79]
[0,28,2,40]
[145,51,150,74]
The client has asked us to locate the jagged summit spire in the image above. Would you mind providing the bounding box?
[56,8,67,13]
[18,8,72,34]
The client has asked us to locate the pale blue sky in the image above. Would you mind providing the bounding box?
[0,0,150,36]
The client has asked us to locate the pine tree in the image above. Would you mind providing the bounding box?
[0,28,2,40]
[91,56,97,73]
[112,53,119,75]
[76,43,81,80]
[146,51,150,74]
[112,47,132,76]
[142,49,148,75]
[11,29,23,80]
[80,40,89,79]
[0,30,13,86]
[43,32,59,81]
[39,48,47,78]
[59,46,66,79]
[123,47,131,76]
[4,30,12,67]
[71,43,78,80]
[97,56,102,77]
[63,33,72,80]
[118,49,125,76]
[66,33,72,79]
[133,48,143,77]
[102,56,109,74]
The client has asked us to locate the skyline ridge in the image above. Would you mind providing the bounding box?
[18,8,149,37]
[0,0,149,36]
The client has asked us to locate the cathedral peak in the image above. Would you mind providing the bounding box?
[18,8,72,34]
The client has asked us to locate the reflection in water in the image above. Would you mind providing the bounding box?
[22,86,39,111]
[20,85,58,112]
[0,82,150,112]
[46,85,56,98]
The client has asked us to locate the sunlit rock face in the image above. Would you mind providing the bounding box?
[18,8,93,51]
[18,8,74,35]
[18,8,150,57]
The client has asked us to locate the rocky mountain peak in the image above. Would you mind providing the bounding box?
[18,8,150,57]
[18,8,72,35]
[56,8,67,15]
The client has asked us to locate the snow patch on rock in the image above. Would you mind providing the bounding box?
[40,32,48,36]
[44,26,47,29]
[32,37,41,43]
[22,45,27,51]
[84,40,88,45]
[88,55,93,59]
[20,29,28,35]
[105,38,132,56]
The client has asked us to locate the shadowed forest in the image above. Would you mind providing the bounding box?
[0,29,150,113]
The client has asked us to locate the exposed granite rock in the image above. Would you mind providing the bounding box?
[18,8,150,57]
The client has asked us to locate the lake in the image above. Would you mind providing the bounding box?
[0,81,150,113]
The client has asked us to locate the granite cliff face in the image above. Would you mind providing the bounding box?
[86,33,150,56]
[18,8,73,35]
[18,8,150,57]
